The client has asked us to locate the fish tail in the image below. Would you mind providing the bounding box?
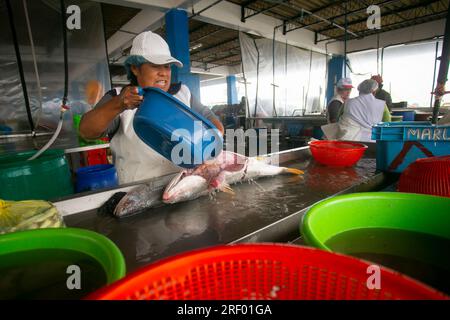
[283,168,304,175]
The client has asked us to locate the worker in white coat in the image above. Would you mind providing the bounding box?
[321,79,391,142]
[80,31,224,184]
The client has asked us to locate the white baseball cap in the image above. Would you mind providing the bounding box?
[130,31,183,68]
[336,77,353,89]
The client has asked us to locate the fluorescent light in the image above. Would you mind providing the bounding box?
[189,43,203,51]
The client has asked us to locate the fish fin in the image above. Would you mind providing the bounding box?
[220,152,247,172]
[209,171,227,189]
[283,168,304,175]
[219,183,235,195]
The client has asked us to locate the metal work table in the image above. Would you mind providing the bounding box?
[59,144,394,273]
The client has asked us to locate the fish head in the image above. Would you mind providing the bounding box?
[113,192,142,217]
[162,171,208,204]
[113,184,161,218]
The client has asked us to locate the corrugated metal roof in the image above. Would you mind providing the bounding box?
[101,3,141,40]
[104,0,449,75]
[230,0,448,41]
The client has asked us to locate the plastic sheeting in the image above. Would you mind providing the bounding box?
[239,32,328,118]
[347,49,378,99]
[347,40,446,107]
[382,41,443,108]
[0,0,110,134]
[0,0,29,132]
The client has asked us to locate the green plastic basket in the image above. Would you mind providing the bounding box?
[0,228,126,286]
[0,149,73,201]
[301,192,450,249]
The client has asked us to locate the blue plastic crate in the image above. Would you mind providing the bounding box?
[372,121,450,173]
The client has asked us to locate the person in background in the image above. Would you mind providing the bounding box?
[326,77,353,123]
[80,31,224,184]
[371,75,393,111]
[322,79,391,142]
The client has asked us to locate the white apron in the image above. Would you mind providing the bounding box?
[110,85,192,184]
[322,94,385,142]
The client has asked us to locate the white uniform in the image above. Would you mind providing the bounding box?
[110,85,192,184]
[322,93,385,142]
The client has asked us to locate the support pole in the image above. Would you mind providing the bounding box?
[165,9,201,99]
[326,56,345,104]
[226,75,238,105]
[431,4,450,124]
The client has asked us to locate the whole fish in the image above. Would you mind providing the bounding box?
[113,184,163,218]
[111,151,303,217]
[162,151,304,204]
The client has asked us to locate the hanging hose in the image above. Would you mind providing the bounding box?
[5,0,35,133]
[27,107,68,161]
[253,38,260,123]
[23,0,43,130]
[28,0,69,161]
[272,27,277,117]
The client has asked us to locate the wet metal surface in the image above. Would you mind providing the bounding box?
[64,145,388,273]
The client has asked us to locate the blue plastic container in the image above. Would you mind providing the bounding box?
[0,125,12,135]
[133,87,223,168]
[372,121,450,173]
[392,110,415,121]
[312,126,324,139]
[286,123,304,136]
[75,164,118,193]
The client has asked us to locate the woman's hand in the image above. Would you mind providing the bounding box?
[118,86,143,110]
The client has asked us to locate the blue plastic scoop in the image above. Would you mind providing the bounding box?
[133,87,223,168]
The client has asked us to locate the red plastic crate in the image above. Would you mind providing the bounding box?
[398,155,450,197]
[88,244,447,300]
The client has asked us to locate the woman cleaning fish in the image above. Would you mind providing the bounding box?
[79,30,302,218]
[79,31,224,184]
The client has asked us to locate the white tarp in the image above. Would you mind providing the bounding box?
[239,32,328,118]
[0,0,111,134]
[347,40,448,108]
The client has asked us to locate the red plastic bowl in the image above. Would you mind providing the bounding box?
[87,244,447,300]
[398,155,450,197]
[309,140,368,167]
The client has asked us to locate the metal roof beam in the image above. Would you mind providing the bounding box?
[201,52,240,64]
[298,0,401,30]
[192,46,240,60]
[282,0,351,26]
[317,10,447,43]
[318,0,442,34]
[352,11,447,39]
[185,0,344,55]
[263,0,359,37]
[191,27,224,43]
[191,0,225,18]
[241,0,289,23]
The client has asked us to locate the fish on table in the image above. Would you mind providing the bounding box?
[111,151,304,218]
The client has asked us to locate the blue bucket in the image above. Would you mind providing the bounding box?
[133,87,223,168]
[75,164,118,193]
[392,110,415,121]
